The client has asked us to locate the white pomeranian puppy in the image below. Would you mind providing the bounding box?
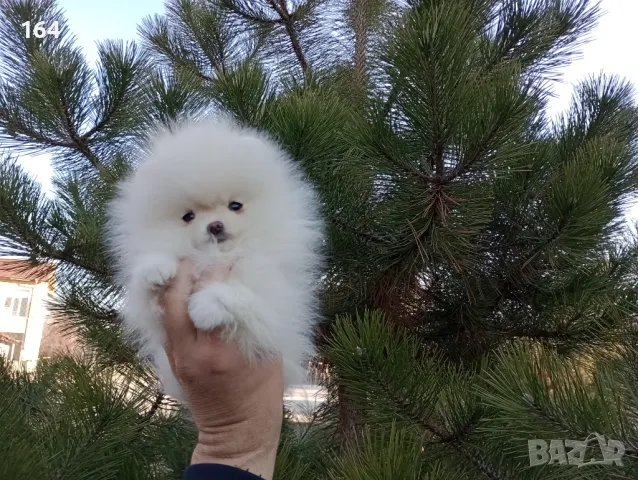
[106,119,323,399]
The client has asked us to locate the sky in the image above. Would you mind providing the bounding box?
[15,0,638,218]
[16,0,165,191]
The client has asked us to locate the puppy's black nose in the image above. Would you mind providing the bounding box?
[207,221,224,236]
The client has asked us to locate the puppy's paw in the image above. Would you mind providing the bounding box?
[188,288,234,331]
[132,255,178,289]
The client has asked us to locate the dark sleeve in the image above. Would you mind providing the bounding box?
[184,463,264,480]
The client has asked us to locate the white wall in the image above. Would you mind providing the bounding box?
[0,280,50,364]
[0,281,31,333]
[20,282,49,362]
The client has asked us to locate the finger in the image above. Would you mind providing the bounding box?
[194,263,232,290]
[160,259,197,350]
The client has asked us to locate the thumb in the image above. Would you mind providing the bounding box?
[161,259,197,351]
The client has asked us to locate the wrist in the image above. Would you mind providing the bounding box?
[191,437,278,480]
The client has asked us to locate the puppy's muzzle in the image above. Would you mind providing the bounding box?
[207,221,227,242]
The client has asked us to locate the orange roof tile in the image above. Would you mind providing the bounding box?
[0,258,56,284]
[0,332,19,344]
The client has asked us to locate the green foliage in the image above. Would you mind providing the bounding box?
[0,0,149,176]
[1,0,638,478]
[274,420,326,480]
[327,424,438,480]
[0,355,195,480]
[324,312,638,478]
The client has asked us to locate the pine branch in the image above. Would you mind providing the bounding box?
[444,120,508,184]
[51,411,112,480]
[374,371,507,480]
[410,397,505,479]
[144,390,166,420]
[220,0,283,26]
[59,98,105,174]
[351,0,368,93]
[426,423,506,480]
[51,246,110,277]
[327,312,507,476]
[330,216,384,245]
[139,14,215,83]
[489,0,601,77]
[266,0,309,76]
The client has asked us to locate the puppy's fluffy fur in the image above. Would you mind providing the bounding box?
[107,120,323,398]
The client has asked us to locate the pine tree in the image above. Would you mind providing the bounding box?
[1,0,637,478]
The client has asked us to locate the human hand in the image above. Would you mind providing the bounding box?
[160,260,284,480]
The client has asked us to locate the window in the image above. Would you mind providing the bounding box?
[2,290,31,318]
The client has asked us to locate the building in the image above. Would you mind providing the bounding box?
[0,258,56,369]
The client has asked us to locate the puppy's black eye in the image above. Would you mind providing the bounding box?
[182,210,195,222]
[228,201,243,212]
